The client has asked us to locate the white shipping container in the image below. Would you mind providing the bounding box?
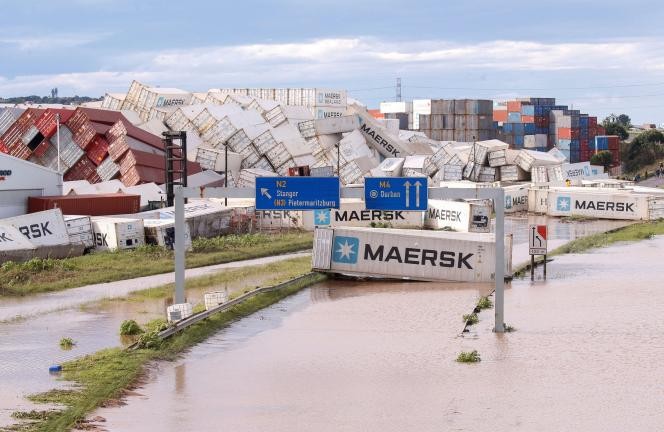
[503,185,529,213]
[424,199,491,233]
[488,150,507,167]
[302,199,423,230]
[546,190,648,220]
[96,157,120,181]
[547,165,564,182]
[434,164,463,182]
[499,165,529,182]
[64,215,94,248]
[561,162,593,180]
[375,158,405,177]
[2,209,70,247]
[255,210,303,230]
[195,147,243,172]
[0,222,36,251]
[155,201,233,239]
[143,218,192,251]
[351,108,414,159]
[531,166,549,183]
[91,217,145,251]
[313,106,347,119]
[528,186,549,214]
[311,115,360,135]
[312,227,511,283]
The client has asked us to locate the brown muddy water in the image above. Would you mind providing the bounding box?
[94,236,664,432]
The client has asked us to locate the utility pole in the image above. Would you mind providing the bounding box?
[396,77,402,102]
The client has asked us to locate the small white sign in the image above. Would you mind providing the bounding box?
[529,224,548,255]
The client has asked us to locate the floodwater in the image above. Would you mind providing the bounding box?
[0,216,639,428]
[0,269,290,426]
[95,236,664,431]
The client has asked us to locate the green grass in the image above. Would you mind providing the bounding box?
[550,220,663,256]
[463,313,479,326]
[0,232,313,297]
[7,272,326,432]
[476,296,493,310]
[456,350,481,363]
[119,320,143,336]
[58,338,75,350]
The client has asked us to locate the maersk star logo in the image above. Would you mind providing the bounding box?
[314,209,331,226]
[557,196,571,211]
[332,236,359,264]
[505,195,512,209]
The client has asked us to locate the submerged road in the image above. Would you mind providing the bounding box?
[94,236,664,432]
[0,251,312,322]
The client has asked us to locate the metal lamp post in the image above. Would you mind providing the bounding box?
[56,113,61,173]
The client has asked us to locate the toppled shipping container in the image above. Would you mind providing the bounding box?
[312,227,512,283]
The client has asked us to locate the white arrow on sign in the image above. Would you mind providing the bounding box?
[404,180,411,208]
[261,188,272,199]
[414,181,422,208]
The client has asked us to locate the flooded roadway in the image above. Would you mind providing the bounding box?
[94,236,664,432]
[0,216,638,428]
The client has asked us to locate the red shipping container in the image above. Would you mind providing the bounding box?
[368,109,384,119]
[33,139,51,158]
[65,109,89,134]
[534,116,549,127]
[28,194,140,215]
[1,108,44,150]
[493,110,508,122]
[86,135,109,166]
[521,115,534,123]
[507,101,521,112]
[0,139,7,154]
[64,157,97,181]
[108,135,130,161]
[73,125,96,149]
[121,165,164,186]
[589,117,598,127]
[34,109,75,138]
[86,171,102,184]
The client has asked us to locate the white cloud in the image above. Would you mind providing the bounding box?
[2,36,664,101]
[0,32,109,50]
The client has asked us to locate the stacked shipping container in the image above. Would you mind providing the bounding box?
[418,99,494,142]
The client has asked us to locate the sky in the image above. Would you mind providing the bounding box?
[2,0,664,123]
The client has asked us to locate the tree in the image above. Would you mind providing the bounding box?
[617,114,631,128]
[603,123,629,140]
[622,130,664,172]
[590,151,613,170]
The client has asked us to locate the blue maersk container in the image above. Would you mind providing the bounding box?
[594,136,609,150]
[536,126,548,134]
[570,139,580,150]
[508,112,521,122]
[513,123,525,135]
[521,105,535,116]
[524,123,536,134]
[503,123,513,133]
[579,116,589,127]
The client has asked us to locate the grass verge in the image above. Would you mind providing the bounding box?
[0,231,313,297]
[456,350,481,363]
[512,220,664,277]
[4,271,326,432]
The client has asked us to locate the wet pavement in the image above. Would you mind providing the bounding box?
[94,236,664,431]
[0,217,639,428]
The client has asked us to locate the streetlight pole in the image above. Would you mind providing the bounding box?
[224,144,228,206]
[56,113,61,173]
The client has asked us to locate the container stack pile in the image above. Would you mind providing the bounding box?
[418,99,494,142]
[593,135,621,166]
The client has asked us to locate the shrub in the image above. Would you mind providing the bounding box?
[456,350,481,363]
[119,320,143,336]
[463,313,479,325]
[59,337,76,350]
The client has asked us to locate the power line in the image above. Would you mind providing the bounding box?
[407,81,664,91]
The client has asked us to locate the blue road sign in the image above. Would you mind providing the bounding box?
[364,177,428,211]
[255,177,340,210]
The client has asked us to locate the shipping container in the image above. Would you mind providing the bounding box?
[91,217,145,251]
[0,222,36,252]
[311,227,512,283]
[503,185,528,213]
[143,218,192,251]
[546,190,648,220]
[1,208,69,246]
[28,193,140,215]
[302,199,423,230]
[64,215,94,248]
[424,199,491,233]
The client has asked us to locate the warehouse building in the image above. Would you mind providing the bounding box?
[0,152,62,218]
